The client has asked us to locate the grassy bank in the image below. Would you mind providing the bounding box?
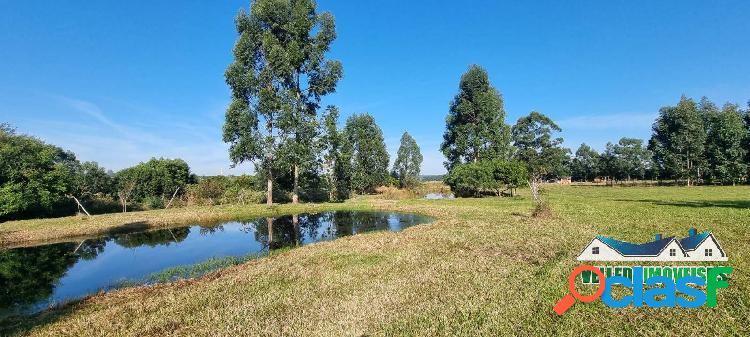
[4,186,750,336]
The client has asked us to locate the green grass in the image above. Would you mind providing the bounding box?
[111,249,293,289]
[3,186,750,336]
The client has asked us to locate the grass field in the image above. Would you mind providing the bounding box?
[2,186,749,336]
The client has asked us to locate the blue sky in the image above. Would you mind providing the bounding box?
[1,1,749,175]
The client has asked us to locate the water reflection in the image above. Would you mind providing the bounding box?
[114,227,190,248]
[0,211,432,318]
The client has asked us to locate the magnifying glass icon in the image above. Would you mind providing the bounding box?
[553,265,606,315]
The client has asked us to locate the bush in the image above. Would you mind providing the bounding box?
[444,160,528,197]
[186,175,264,206]
[221,186,264,205]
[374,186,417,200]
[490,160,528,196]
[142,196,165,210]
[84,193,128,214]
[188,176,230,205]
[444,163,493,197]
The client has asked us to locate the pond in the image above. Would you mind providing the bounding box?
[0,211,432,318]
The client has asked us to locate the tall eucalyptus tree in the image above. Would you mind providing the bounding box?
[223,0,343,205]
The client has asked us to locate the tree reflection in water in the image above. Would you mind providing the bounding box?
[0,227,190,316]
[114,228,190,248]
[242,211,429,251]
[0,211,431,317]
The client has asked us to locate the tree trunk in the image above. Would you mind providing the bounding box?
[165,187,180,209]
[69,195,91,217]
[266,176,273,206]
[118,194,127,213]
[530,177,541,204]
[292,164,299,204]
[267,217,274,249]
[293,214,300,246]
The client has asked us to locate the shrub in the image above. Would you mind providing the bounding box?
[189,176,230,205]
[444,160,528,197]
[186,175,264,206]
[221,186,264,205]
[84,193,128,214]
[142,196,165,210]
[374,186,417,200]
[490,160,528,196]
[444,163,494,197]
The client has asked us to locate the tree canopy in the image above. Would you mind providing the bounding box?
[704,103,747,184]
[72,161,113,200]
[511,111,570,180]
[444,160,527,197]
[441,65,512,170]
[392,132,423,189]
[114,158,194,208]
[223,0,343,204]
[320,106,350,201]
[570,144,599,182]
[0,125,78,220]
[612,138,652,181]
[342,113,389,194]
[648,96,707,185]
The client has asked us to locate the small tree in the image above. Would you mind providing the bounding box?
[320,106,350,201]
[511,111,570,208]
[444,162,494,197]
[113,158,192,210]
[342,113,389,194]
[69,161,113,216]
[392,132,423,189]
[490,160,528,196]
[117,180,136,213]
[598,142,618,184]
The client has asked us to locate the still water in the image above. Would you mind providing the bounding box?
[0,211,432,318]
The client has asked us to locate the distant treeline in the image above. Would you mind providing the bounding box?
[438,65,750,199]
[0,123,200,221]
[0,117,425,221]
[572,96,750,185]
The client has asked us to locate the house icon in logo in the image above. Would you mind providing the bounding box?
[577,228,727,262]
